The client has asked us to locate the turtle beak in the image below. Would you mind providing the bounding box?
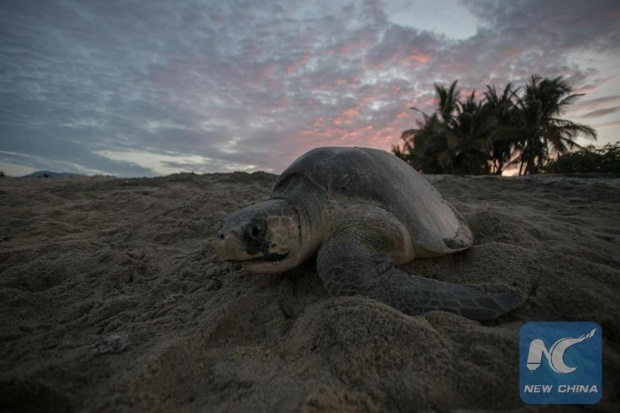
[217,225,269,263]
[216,228,246,262]
[217,225,290,268]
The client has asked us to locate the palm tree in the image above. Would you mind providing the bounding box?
[483,83,521,175]
[397,81,494,174]
[400,112,452,173]
[435,80,460,125]
[449,91,495,174]
[393,75,596,175]
[515,75,597,175]
[396,82,461,174]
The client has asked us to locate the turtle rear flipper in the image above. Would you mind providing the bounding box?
[316,234,524,321]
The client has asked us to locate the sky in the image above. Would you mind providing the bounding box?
[1,0,619,177]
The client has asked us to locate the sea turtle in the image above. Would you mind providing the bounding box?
[217,147,523,320]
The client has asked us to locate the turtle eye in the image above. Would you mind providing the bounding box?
[244,220,267,254]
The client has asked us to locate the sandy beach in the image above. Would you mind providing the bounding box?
[1,172,619,412]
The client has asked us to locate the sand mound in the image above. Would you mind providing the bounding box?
[1,173,619,412]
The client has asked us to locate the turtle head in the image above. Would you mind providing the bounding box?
[217,199,304,273]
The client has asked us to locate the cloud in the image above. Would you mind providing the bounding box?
[0,0,618,176]
[582,107,620,119]
[462,0,620,52]
[0,150,109,176]
[94,149,259,175]
[598,120,620,130]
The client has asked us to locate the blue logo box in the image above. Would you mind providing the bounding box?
[519,321,602,404]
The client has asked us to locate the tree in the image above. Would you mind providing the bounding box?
[394,75,598,175]
[435,80,460,125]
[544,142,620,173]
[398,81,494,175]
[514,75,597,175]
[399,112,452,173]
[398,81,463,174]
[483,83,521,175]
[449,91,495,175]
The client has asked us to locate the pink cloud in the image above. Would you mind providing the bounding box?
[598,120,620,129]
[404,52,431,65]
[582,107,620,118]
[284,54,311,75]
[341,107,360,118]
[396,110,410,119]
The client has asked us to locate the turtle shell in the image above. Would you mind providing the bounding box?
[273,147,473,256]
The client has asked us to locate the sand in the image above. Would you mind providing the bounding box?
[0,172,619,412]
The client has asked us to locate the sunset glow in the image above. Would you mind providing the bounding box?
[1,0,618,176]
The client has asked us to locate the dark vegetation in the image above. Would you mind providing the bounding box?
[544,142,620,173]
[392,75,607,175]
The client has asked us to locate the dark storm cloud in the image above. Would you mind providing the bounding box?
[0,0,618,176]
[462,0,620,52]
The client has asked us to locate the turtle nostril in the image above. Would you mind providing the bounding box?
[218,232,225,240]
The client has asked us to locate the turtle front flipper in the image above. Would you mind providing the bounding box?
[316,233,524,321]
